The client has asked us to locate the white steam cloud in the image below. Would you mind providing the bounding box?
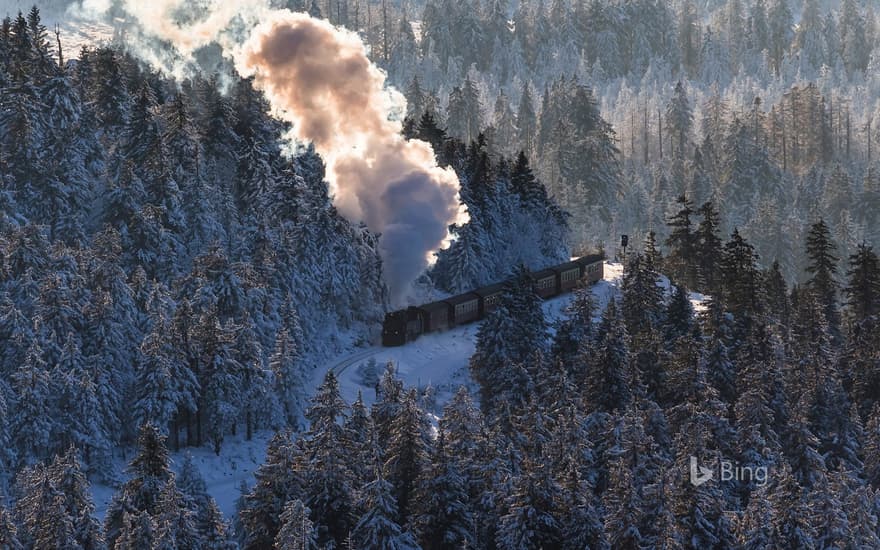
[70,1,465,302]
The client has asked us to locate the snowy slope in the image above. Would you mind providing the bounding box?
[316,261,625,413]
[0,2,115,54]
[92,261,709,521]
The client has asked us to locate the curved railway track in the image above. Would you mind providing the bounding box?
[329,347,381,377]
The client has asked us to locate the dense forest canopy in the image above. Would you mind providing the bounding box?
[0,1,879,549]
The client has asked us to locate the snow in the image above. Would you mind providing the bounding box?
[92,430,273,520]
[0,2,115,55]
[89,261,648,523]
[315,261,625,414]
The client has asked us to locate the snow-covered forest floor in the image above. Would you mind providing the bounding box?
[92,260,702,521]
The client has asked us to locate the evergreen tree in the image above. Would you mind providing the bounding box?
[384,389,431,526]
[768,464,817,548]
[720,229,764,322]
[497,456,561,550]
[805,219,841,335]
[114,511,156,550]
[104,424,174,547]
[0,504,22,550]
[154,477,200,550]
[846,242,880,322]
[470,266,546,415]
[302,372,355,547]
[48,447,105,550]
[664,194,698,288]
[412,433,474,550]
[621,253,663,338]
[239,431,303,549]
[664,82,692,160]
[274,499,317,550]
[585,299,631,414]
[352,468,419,550]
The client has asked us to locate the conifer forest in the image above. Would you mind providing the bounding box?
[1,0,880,548]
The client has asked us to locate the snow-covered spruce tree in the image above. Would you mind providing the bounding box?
[470,266,546,416]
[845,243,880,324]
[664,81,692,161]
[383,389,432,527]
[412,432,474,550]
[238,431,303,549]
[274,499,318,550]
[693,201,724,295]
[345,391,377,491]
[767,463,817,548]
[584,298,631,414]
[302,372,356,547]
[177,452,227,543]
[664,194,698,289]
[719,228,765,327]
[551,280,596,373]
[621,252,663,340]
[48,447,105,550]
[114,511,157,550]
[104,424,175,547]
[496,455,561,550]
[0,502,22,550]
[805,219,841,337]
[372,363,405,455]
[269,326,308,430]
[153,476,200,550]
[11,340,53,465]
[352,467,420,550]
[134,318,199,442]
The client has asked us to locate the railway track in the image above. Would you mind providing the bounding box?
[329,347,381,377]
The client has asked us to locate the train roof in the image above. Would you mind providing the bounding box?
[531,268,557,279]
[552,260,583,272]
[444,292,480,305]
[574,253,605,266]
[473,282,507,297]
[419,301,451,313]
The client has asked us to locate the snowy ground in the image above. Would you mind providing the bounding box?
[318,261,626,415]
[0,2,116,54]
[93,261,711,521]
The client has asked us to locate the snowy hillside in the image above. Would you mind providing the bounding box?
[93,261,629,520]
[320,261,626,411]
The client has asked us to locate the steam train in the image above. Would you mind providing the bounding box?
[381,254,605,346]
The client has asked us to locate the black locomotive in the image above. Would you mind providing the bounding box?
[381,254,605,346]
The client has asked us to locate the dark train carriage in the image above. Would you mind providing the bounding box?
[420,301,452,332]
[382,253,606,346]
[474,283,506,316]
[382,310,408,346]
[382,307,427,346]
[553,260,583,292]
[404,306,425,340]
[531,268,560,298]
[575,254,605,284]
[445,292,481,325]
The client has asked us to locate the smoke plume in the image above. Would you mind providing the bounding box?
[71,1,465,302]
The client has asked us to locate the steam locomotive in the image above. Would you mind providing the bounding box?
[381,254,605,346]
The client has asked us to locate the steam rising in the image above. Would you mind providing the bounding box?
[72,1,465,302]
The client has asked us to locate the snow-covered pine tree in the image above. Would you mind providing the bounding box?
[384,389,432,526]
[302,372,356,547]
[352,467,420,550]
[104,424,174,547]
[238,431,303,549]
[274,499,318,550]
